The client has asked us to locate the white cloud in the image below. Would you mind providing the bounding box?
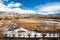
[11,8,35,14]
[0,1,7,11]
[37,3,60,15]
[0,0,35,14]
[7,2,22,8]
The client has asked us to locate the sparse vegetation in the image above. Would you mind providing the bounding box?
[0,14,60,32]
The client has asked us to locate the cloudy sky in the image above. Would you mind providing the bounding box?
[0,0,60,15]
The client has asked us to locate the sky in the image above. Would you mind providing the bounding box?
[0,0,60,15]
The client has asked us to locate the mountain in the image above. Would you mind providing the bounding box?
[0,11,60,16]
[48,13,60,16]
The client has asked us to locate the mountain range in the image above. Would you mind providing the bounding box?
[0,11,60,16]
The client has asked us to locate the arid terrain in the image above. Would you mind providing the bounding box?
[0,13,60,32]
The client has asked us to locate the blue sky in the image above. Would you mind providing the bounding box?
[0,0,60,14]
[4,0,60,9]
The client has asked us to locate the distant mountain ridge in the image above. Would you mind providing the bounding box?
[0,11,60,16]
